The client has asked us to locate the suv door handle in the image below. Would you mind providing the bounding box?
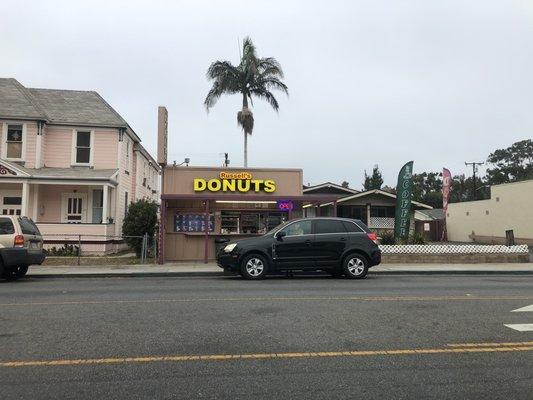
[304,239,312,245]
[340,237,347,241]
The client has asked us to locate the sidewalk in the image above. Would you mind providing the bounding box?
[27,262,533,278]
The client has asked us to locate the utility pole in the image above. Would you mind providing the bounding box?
[224,153,230,167]
[465,161,484,200]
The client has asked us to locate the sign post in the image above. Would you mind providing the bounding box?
[394,161,414,241]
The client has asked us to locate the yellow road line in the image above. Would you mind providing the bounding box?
[447,341,533,348]
[1,295,532,307]
[2,345,532,368]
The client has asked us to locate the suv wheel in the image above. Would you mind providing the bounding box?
[2,265,27,281]
[343,255,368,279]
[241,254,268,280]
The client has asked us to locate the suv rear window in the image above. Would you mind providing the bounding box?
[18,217,41,235]
[0,218,15,235]
[342,221,364,233]
[314,219,346,234]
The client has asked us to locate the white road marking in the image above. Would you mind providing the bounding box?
[504,324,533,332]
[511,304,533,312]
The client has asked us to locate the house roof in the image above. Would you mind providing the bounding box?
[320,189,433,209]
[0,78,141,142]
[415,209,445,220]
[303,182,359,195]
[0,78,47,120]
[0,159,118,185]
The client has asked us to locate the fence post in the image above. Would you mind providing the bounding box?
[77,234,81,266]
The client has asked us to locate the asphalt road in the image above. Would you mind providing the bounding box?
[1,274,532,399]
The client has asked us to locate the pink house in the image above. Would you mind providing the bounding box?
[0,78,160,253]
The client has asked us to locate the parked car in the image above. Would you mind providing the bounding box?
[0,216,46,280]
[217,217,381,280]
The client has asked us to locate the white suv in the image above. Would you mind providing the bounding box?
[0,216,45,280]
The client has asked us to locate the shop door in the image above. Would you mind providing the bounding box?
[273,220,315,269]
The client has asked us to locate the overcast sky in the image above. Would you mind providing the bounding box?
[2,0,532,189]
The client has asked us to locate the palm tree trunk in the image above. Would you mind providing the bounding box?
[242,93,248,168]
[244,130,248,167]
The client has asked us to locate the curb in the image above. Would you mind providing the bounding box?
[26,270,533,278]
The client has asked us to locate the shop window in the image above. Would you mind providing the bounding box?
[175,214,214,232]
[6,124,23,159]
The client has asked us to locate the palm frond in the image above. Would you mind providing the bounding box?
[249,88,280,111]
[258,57,284,78]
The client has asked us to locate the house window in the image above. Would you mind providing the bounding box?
[6,125,23,159]
[75,131,91,164]
[67,197,83,223]
[92,189,103,223]
[124,192,129,217]
[126,140,129,158]
[2,196,22,216]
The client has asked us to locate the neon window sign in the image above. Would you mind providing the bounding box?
[277,200,294,212]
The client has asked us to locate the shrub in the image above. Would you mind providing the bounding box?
[46,244,79,256]
[379,231,396,245]
[409,232,427,245]
[122,199,159,256]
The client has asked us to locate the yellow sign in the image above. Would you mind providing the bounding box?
[194,172,276,193]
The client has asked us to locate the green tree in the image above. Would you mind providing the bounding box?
[341,181,350,188]
[449,174,489,203]
[411,172,443,208]
[122,199,159,257]
[204,37,288,167]
[363,165,383,190]
[486,139,533,185]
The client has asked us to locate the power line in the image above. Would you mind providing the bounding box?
[465,161,484,200]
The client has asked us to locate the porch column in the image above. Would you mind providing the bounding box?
[366,203,371,227]
[204,200,209,264]
[102,185,109,223]
[333,201,337,217]
[21,182,29,217]
[32,184,39,222]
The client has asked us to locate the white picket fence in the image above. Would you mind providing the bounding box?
[379,244,529,254]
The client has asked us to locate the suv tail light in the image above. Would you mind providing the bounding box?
[367,232,378,244]
[14,235,25,247]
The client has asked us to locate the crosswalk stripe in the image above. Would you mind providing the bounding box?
[504,324,533,332]
[511,304,533,312]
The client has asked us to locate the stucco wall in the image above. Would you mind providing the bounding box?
[447,180,533,243]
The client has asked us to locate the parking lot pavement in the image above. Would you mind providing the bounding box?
[1,275,532,399]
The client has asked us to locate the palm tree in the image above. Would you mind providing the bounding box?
[204,37,288,167]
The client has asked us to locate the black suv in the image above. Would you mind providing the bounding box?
[217,217,381,280]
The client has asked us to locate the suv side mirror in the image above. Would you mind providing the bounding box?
[276,231,286,241]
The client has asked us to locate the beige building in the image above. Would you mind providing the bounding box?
[447,179,533,245]
[0,78,160,253]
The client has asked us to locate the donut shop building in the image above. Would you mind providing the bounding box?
[158,165,339,263]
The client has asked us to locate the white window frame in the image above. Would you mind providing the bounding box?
[61,192,88,223]
[71,129,95,167]
[0,189,23,216]
[1,122,27,162]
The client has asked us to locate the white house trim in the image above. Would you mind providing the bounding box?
[71,129,95,167]
[1,122,27,162]
[303,182,359,194]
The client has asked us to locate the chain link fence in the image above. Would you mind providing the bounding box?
[42,233,157,265]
